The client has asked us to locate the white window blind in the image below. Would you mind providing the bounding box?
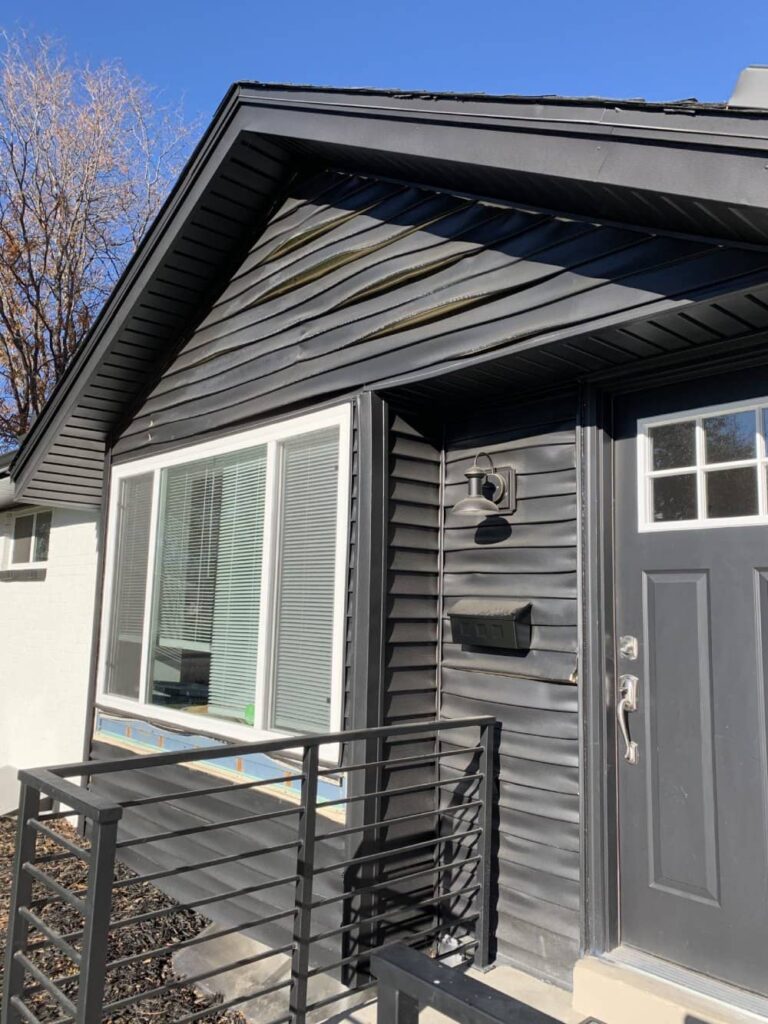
[271,427,340,733]
[106,473,153,699]
[149,445,267,722]
[209,448,267,722]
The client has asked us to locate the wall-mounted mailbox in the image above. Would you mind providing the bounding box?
[449,598,532,651]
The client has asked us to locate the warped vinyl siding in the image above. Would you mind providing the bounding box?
[110,167,766,462]
[439,392,580,988]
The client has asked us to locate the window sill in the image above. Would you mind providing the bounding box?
[94,697,342,765]
[94,711,347,820]
[0,567,47,582]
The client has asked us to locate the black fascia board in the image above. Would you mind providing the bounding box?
[10,82,768,496]
[230,84,768,231]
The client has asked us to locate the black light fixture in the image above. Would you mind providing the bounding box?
[452,451,516,517]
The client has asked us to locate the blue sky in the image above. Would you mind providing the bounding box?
[3,0,767,122]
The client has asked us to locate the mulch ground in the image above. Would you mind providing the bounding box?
[0,815,247,1023]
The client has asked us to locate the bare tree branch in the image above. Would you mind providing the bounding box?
[0,30,198,448]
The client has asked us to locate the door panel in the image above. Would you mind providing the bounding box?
[614,372,768,997]
[644,569,719,905]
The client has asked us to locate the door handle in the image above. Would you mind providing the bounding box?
[617,674,639,765]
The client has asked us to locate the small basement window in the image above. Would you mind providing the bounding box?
[99,405,352,743]
[11,510,52,565]
[639,397,768,530]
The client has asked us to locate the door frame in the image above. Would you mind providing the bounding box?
[579,351,768,1001]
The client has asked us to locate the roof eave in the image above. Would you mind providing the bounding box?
[10,83,768,501]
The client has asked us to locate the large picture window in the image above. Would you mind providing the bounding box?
[99,406,351,739]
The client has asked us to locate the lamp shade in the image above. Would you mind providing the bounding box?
[452,463,501,516]
[452,492,501,516]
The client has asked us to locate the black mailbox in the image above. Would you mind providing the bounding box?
[449,598,532,651]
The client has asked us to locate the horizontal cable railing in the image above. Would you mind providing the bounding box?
[2,716,496,1024]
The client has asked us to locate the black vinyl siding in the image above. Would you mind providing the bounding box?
[439,392,580,987]
[376,409,441,941]
[90,171,581,984]
[110,167,755,462]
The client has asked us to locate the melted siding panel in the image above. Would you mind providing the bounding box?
[109,167,751,461]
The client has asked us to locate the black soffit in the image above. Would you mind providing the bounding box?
[10,83,768,506]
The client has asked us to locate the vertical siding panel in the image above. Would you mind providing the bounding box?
[378,410,441,941]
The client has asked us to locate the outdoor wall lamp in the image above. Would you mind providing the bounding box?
[452,451,516,516]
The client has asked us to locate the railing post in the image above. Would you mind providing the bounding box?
[377,981,419,1024]
[2,783,41,1024]
[290,744,319,1024]
[76,816,120,1024]
[475,722,496,970]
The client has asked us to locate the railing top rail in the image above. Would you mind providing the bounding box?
[17,769,123,823]
[21,715,496,784]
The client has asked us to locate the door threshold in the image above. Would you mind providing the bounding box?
[603,946,768,1021]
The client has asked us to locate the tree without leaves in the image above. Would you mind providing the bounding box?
[0,32,198,449]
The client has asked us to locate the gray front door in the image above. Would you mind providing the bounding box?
[614,375,768,996]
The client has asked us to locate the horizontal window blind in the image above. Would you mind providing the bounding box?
[271,427,340,734]
[106,473,153,699]
[150,445,267,722]
[154,459,223,650]
[209,448,267,722]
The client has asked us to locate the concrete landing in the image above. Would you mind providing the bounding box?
[330,962,586,1024]
[174,929,587,1024]
[573,957,768,1024]
[173,925,372,1024]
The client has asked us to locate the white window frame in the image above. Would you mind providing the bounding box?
[97,404,352,745]
[4,507,52,569]
[638,395,768,532]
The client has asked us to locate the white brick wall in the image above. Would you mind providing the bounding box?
[0,507,98,812]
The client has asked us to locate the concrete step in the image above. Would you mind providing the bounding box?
[573,957,768,1024]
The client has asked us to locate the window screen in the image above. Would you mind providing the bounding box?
[12,514,34,564]
[271,427,340,733]
[105,474,153,699]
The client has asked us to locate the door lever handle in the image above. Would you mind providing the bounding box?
[618,674,639,765]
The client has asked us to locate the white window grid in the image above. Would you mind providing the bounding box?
[97,403,352,747]
[638,396,768,532]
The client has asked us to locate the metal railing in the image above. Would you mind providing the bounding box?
[371,943,573,1024]
[2,717,496,1024]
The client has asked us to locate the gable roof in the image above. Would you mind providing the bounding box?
[9,82,768,507]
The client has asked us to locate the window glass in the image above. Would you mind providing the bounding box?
[272,428,339,734]
[33,511,52,562]
[12,514,34,564]
[703,411,756,464]
[148,444,267,724]
[106,475,153,699]
[652,474,697,522]
[706,467,758,518]
[649,420,696,471]
[101,409,349,737]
